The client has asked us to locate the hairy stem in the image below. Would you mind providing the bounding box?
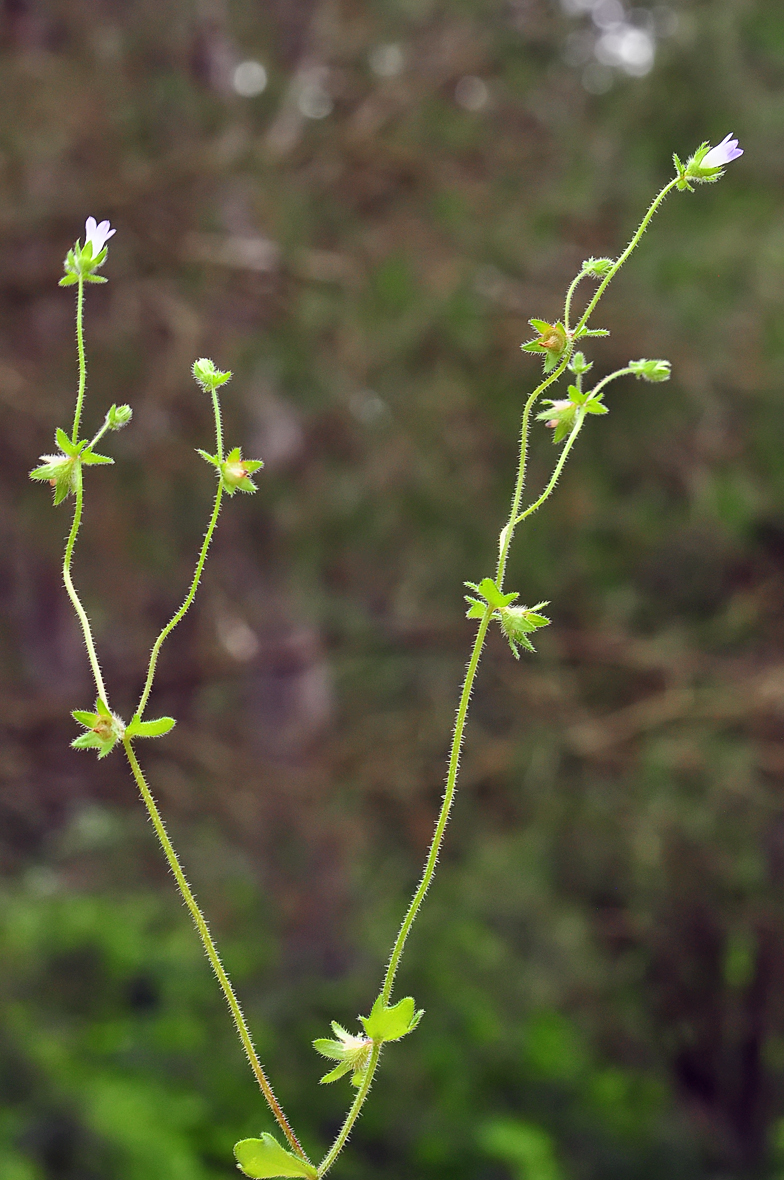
[318,1043,381,1178]
[135,389,225,720]
[496,354,571,590]
[563,271,586,334]
[63,467,108,706]
[123,739,310,1163]
[72,276,87,445]
[381,608,493,1002]
[573,177,678,336]
[513,407,587,528]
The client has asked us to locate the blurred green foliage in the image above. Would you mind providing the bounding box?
[2,0,784,1176]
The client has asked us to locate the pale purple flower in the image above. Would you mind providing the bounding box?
[701,134,743,169]
[84,216,116,256]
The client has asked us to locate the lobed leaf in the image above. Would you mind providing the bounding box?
[234,1136,317,1179]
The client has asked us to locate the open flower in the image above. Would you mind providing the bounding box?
[84,216,116,257]
[677,135,743,188]
[701,134,743,170]
[60,216,116,285]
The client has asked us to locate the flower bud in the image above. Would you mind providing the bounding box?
[628,358,671,382]
[581,257,614,278]
[107,403,133,430]
[192,357,232,392]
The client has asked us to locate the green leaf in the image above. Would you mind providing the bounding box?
[96,697,112,719]
[196,448,219,467]
[72,709,99,727]
[528,318,551,333]
[585,400,608,415]
[465,599,487,619]
[126,715,176,739]
[58,274,79,286]
[81,450,114,466]
[55,428,80,457]
[85,274,108,283]
[233,1136,317,1179]
[477,578,517,609]
[360,995,424,1043]
[71,732,103,750]
[319,1060,354,1085]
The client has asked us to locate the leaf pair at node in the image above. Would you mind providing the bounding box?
[465,578,550,658]
[71,700,175,759]
[197,445,264,496]
[313,995,424,1088]
[536,383,608,445]
[29,428,113,505]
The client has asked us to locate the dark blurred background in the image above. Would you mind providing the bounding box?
[0,0,781,1177]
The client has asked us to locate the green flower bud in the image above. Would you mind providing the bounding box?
[581,257,614,278]
[628,358,671,382]
[192,357,232,392]
[107,403,132,430]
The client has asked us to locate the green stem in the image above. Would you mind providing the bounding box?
[318,1043,381,1178]
[72,277,86,445]
[87,415,112,452]
[211,387,224,462]
[381,608,493,1001]
[135,483,222,719]
[495,354,571,590]
[135,389,225,720]
[573,177,678,337]
[123,741,310,1165]
[63,466,108,706]
[587,366,633,401]
[513,407,587,527]
[563,271,585,335]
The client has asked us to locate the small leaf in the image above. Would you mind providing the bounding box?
[528,318,552,333]
[319,1060,354,1085]
[72,709,99,728]
[81,450,114,466]
[196,448,219,466]
[126,715,176,739]
[95,697,112,719]
[55,428,79,456]
[234,1135,317,1179]
[360,995,423,1043]
[465,599,487,619]
[477,578,517,609]
[71,732,103,750]
[58,274,79,286]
